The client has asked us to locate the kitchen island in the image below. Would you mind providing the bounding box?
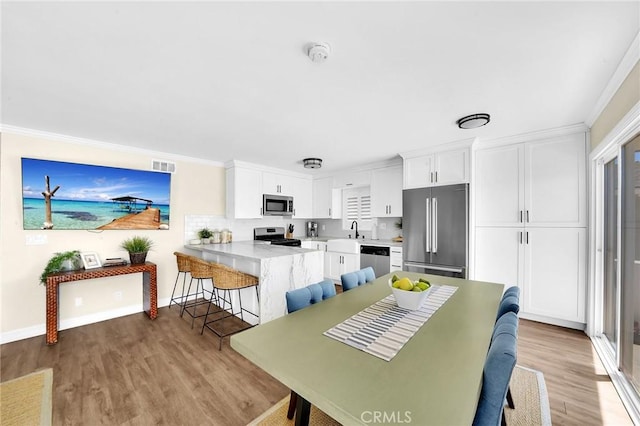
[184,241,324,324]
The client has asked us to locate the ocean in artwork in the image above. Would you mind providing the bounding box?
[23,198,170,230]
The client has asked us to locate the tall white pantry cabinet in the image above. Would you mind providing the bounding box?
[473,131,587,328]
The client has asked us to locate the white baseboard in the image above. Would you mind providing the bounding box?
[1,297,172,345]
[520,312,586,331]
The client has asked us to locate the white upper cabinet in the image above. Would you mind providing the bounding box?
[474,144,524,227]
[263,172,293,196]
[475,132,586,228]
[226,161,314,219]
[371,165,403,217]
[333,170,372,188]
[313,177,342,219]
[291,176,312,218]
[403,147,470,189]
[226,166,263,219]
[524,134,586,227]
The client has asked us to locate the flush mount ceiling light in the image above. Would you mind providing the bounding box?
[303,158,322,169]
[456,113,491,129]
[306,42,331,63]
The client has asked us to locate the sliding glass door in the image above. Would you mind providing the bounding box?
[596,133,640,415]
[620,135,640,391]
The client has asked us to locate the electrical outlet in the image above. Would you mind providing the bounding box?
[114,291,123,301]
[74,297,83,307]
[322,225,326,231]
[379,223,387,230]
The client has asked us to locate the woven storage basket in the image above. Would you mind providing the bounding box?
[189,257,258,289]
[173,252,192,272]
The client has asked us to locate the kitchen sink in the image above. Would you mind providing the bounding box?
[326,239,360,254]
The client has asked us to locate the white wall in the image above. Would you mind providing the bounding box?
[0,131,226,343]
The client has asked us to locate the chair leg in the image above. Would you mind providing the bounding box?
[191,278,203,329]
[181,277,195,317]
[287,391,298,420]
[169,272,180,309]
[506,386,515,409]
[501,408,506,426]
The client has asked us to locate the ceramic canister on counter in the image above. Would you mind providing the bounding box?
[221,229,230,243]
[212,229,221,243]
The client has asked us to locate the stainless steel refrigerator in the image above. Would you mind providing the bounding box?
[403,184,469,278]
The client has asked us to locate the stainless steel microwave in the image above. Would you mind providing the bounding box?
[263,194,294,216]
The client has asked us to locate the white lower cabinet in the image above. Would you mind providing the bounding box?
[301,241,327,251]
[325,252,359,282]
[390,247,403,272]
[474,226,586,325]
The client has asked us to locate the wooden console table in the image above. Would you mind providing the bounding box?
[45,262,158,344]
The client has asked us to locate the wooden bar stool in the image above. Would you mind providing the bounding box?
[169,252,192,310]
[200,262,259,350]
[181,257,219,329]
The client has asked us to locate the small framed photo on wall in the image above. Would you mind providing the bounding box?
[80,252,101,269]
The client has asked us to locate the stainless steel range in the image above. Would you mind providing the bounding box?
[253,227,301,247]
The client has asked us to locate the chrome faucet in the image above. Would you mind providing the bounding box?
[351,220,359,239]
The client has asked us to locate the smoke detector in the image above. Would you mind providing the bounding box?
[307,43,331,63]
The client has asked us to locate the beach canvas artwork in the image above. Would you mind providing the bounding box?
[22,158,171,230]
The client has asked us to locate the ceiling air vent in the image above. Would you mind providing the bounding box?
[151,160,176,173]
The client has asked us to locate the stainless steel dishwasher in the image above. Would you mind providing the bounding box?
[360,245,390,277]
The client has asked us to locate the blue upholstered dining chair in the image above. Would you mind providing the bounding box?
[285,279,337,313]
[341,267,376,291]
[284,278,337,419]
[473,311,518,426]
[496,287,520,321]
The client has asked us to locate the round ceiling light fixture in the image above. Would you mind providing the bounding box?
[303,158,322,169]
[306,42,331,63]
[456,113,491,129]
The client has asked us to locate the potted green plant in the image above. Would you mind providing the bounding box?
[120,235,154,264]
[40,250,82,284]
[197,228,213,244]
[393,218,403,242]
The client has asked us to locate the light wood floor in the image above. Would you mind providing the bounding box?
[0,308,632,425]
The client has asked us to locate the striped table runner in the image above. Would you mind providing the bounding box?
[323,285,457,361]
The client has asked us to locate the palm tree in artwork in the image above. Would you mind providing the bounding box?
[41,175,60,229]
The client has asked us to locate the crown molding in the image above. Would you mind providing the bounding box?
[585,31,640,127]
[0,124,226,168]
[473,123,588,150]
[399,138,475,159]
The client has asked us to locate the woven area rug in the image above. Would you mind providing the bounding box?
[0,368,53,426]
[249,365,551,426]
[504,365,552,426]
[248,396,340,426]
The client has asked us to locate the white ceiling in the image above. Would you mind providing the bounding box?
[2,1,639,174]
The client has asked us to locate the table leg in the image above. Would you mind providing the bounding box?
[294,394,311,426]
[143,266,158,320]
[45,280,58,345]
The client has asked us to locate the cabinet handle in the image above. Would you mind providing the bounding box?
[435,171,438,182]
[329,208,331,216]
[388,205,391,215]
[526,231,529,244]
[526,210,530,223]
[519,210,523,223]
[260,207,263,216]
[430,172,434,183]
[519,231,523,244]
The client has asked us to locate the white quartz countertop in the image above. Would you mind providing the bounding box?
[185,241,317,261]
[300,237,403,247]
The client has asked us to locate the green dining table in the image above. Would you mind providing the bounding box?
[231,272,504,426]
